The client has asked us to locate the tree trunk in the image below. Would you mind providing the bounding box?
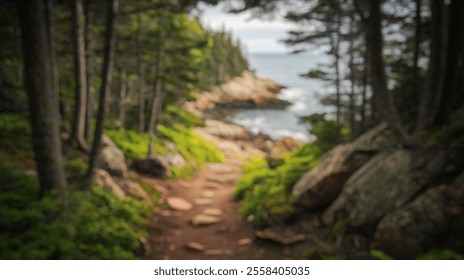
[85,0,118,188]
[413,0,421,70]
[118,72,127,130]
[416,0,447,130]
[18,0,67,199]
[44,0,60,121]
[136,3,146,134]
[435,0,464,125]
[367,0,410,142]
[349,17,357,137]
[84,0,93,141]
[71,0,89,151]
[147,15,165,157]
[334,12,342,124]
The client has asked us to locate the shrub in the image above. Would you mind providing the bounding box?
[234,143,320,224]
[0,161,152,259]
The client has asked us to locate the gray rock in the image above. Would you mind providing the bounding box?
[100,135,128,178]
[292,123,397,211]
[322,149,421,227]
[373,186,447,259]
[94,169,126,199]
[119,181,153,205]
[132,156,171,177]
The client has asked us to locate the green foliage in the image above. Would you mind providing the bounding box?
[294,247,339,260]
[234,143,320,224]
[370,249,394,260]
[417,249,464,260]
[107,107,223,178]
[0,113,32,151]
[424,109,464,154]
[370,249,464,260]
[300,113,349,154]
[161,105,203,128]
[0,162,152,259]
[106,129,163,160]
[158,124,224,165]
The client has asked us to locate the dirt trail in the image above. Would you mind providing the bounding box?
[137,132,291,260]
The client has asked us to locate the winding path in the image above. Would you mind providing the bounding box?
[138,131,290,260]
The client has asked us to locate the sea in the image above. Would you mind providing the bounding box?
[230,52,331,142]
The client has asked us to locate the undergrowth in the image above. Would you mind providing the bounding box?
[0,161,152,259]
[107,107,223,178]
[233,144,321,224]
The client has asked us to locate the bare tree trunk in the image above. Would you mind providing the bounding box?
[118,72,127,130]
[334,13,342,123]
[147,15,165,157]
[367,0,410,143]
[84,0,93,141]
[349,17,357,137]
[416,0,447,130]
[44,0,60,122]
[18,0,67,199]
[71,0,89,151]
[85,0,118,188]
[136,7,145,134]
[413,0,421,70]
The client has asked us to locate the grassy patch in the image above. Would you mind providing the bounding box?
[107,107,223,179]
[234,144,321,224]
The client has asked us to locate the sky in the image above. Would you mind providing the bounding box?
[197,3,298,54]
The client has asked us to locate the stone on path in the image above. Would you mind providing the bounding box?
[194,198,213,206]
[167,197,193,211]
[209,164,241,174]
[204,249,233,256]
[185,242,205,252]
[191,214,222,226]
[238,238,252,246]
[203,181,222,189]
[203,208,223,216]
[207,173,241,184]
[202,191,215,198]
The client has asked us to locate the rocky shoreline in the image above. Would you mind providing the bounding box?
[185,70,291,121]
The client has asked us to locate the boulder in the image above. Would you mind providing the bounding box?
[322,147,448,227]
[119,181,153,205]
[373,186,447,259]
[99,135,128,178]
[131,156,171,177]
[94,169,126,199]
[292,144,370,210]
[292,123,396,210]
[445,170,464,252]
[322,149,420,227]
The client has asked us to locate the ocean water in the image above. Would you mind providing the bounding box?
[231,52,330,142]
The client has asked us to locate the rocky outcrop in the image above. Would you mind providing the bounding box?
[322,149,420,227]
[321,147,448,228]
[99,135,128,178]
[372,186,447,259]
[292,123,396,211]
[191,71,290,112]
[94,169,126,199]
[131,156,171,178]
[445,171,464,252]
[119,180,153,205]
